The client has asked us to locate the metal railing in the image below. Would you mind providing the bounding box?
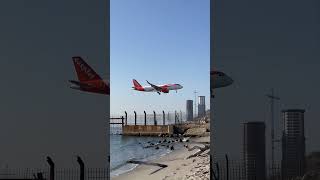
[0,168,108,180]
[109,110,186,134]
[0,156,109,180]
[212,155,304,180]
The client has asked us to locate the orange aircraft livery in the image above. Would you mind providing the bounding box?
[69,56,110,95]
[132,79,183,95]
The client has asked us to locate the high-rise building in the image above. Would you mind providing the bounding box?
[186,100,193,121]
[198,96,206,117]
[243,122,266,180]
[281,109,306,179]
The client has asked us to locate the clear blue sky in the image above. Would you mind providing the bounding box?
[110,0,210,115]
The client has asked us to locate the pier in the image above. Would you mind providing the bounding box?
[110,111,185,136]
[122,125,174,136]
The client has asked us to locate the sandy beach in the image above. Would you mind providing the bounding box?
[112,136,210,180]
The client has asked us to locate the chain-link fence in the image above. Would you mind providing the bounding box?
[0,168,108,180]
[212,158,304,180]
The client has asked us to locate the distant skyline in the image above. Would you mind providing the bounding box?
[110,0,210,115]
[213,0,320,160]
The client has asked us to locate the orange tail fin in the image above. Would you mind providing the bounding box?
[72,56,102,82]
[133,79,142,88]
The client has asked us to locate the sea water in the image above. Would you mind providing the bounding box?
[110,134,182,177]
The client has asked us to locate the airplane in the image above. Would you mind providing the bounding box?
[132,79,183,95]
[69,56,110,95]
[210,70,233,98]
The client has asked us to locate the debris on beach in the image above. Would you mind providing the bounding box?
[187,143,210,159]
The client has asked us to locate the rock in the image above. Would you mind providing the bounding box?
[184,127,207,137]
[202,132,210,137]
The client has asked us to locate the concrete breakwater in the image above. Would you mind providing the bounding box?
[122,122,210,137]
[122,125,174,136]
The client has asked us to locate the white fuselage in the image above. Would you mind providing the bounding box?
[142,84,183,92]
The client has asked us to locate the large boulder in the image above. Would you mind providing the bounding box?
[184,127,207,137]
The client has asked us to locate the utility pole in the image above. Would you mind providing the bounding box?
[266,88,280,173]
[194,90,198,118]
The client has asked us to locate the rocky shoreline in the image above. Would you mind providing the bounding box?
[112,111,211,180]
[112,136,210,180]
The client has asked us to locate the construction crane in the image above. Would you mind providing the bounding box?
[266,88,280,173]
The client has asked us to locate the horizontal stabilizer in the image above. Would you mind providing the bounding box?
[69,80,95,88]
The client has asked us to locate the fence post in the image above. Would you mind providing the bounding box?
[210,155,213,180]
[46,156,54,180]
[163,111,165,125]
[153,111,157,125]
[144,111,147,126]
[134,111,137,125]
[225,154,229,180]
[121,116,124,127]
[174,111,177,124]
[124,111,127,125]
[77,156,85,180]
[212,160,220,180]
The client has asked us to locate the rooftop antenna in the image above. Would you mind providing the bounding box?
[266,88,280,173]
[194,90,198,118]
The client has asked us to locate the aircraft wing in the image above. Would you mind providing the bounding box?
[69,80,95,88]
[146,80,162,92]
